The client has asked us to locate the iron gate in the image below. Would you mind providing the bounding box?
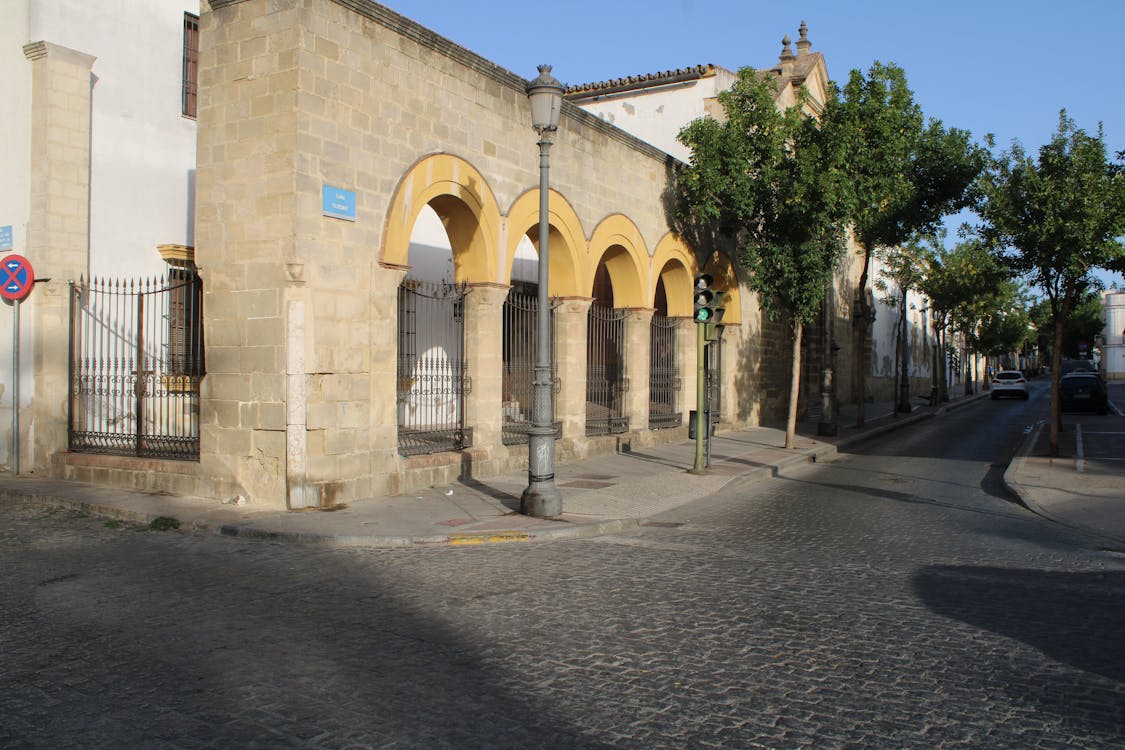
[396,280,471,456]
[501,286,559,445]
[649,312,681,429]
[586,302,629,435]
[68,274,203,460]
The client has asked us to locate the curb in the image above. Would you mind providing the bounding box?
[1001,420,1042,513]
[2,394,988,549]
[217,517,642,548]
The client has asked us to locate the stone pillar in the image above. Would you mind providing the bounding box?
[623,308,654,436]
[22,42,96,473]
[677,317,696,430]
[463,284,508,449]
[554,298,591,441]
[370,264,407,494]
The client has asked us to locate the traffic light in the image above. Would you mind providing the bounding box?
[693,273,725,324]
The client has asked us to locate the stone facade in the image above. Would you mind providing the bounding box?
[196,0,774,508]
[12,0,885,509]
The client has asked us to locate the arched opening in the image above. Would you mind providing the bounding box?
[396,203,470,456]
[587,258,629,435]
[649,273,681,429]
[500,232,557,445]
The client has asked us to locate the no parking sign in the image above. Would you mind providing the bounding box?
[1,254,34,301]
[4,253,33,476]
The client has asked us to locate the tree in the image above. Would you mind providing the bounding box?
[977,111,1125,455]
[874,238,931,413]
[676,68,850,449]
[919,237,1009,401]
[825,62,986,425]
[975,282,1033,366]
[1028,290,1105,361]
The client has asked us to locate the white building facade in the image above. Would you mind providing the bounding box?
[1,0,199,472]
[1104,289,1125,381]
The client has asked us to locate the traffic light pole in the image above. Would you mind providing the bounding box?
[690,319,707,475]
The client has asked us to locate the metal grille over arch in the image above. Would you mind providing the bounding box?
[396,280,471,456]
[649,311,680,429]
[586,301,629,435]
[501,284,559,445]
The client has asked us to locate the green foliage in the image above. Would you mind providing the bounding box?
[826,62,987,255]
[975,281,1033,356]
[676,68,849,324]
[1029,291,1106,359]
[920,236,1013,341]
[977,110,1125,315]
[148,516,181,531]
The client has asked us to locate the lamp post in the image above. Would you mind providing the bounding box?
[521,65,564,518]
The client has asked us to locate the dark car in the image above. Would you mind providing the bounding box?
[1059,372,1109,414]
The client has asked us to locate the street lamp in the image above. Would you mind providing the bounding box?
[521,65,564,518]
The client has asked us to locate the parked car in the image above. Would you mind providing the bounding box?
[1059,372,1109,414]
[991,370,1029,400]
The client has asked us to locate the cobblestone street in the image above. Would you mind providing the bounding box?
[4,401,1125,748]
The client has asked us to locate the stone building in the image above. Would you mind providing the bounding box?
[3,0,930,510]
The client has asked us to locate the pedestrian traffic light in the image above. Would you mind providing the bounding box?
[693,274,725,323]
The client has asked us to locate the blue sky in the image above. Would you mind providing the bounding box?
[382,0,1125,286]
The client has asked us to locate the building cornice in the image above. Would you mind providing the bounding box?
[23,40,96,68]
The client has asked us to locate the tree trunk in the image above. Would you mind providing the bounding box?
[786,319,803,449]
[897,291,911,413]
[892,314,900,417]
[1050,311,1065,457]
[855,249,873,429]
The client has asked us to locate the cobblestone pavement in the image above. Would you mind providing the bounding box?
[4,398,1125,748]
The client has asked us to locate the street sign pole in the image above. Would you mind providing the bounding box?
[11,299,18,476]
[2,254,35,476]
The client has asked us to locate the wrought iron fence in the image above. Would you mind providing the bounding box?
[649,312,681,429]
[397,280,472,456]
[68,274,203,460]
[586,302,629,435]
[501,285,559,445]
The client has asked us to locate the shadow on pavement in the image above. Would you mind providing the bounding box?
[914,564,1125,684]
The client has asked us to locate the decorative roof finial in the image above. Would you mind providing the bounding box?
[779,34,795,63]
[797,21,811,55]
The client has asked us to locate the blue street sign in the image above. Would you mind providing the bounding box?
[0,225,12,250]
[1,254,34,301]
[322,185,357,221]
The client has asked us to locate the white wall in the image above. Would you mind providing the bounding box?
[0,1,32,260]
[29,0,199,279]
[1105,290,1125,380]
[574,68,737,162]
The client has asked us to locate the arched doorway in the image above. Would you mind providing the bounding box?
[649,276,681,429]
[586,259,628,435]
[396,204,470,456]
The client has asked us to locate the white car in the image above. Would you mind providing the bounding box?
[991,370,1029,400]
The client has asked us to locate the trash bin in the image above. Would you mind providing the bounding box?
[688,410,713,439]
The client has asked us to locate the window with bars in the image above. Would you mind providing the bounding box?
[182,13,199,118]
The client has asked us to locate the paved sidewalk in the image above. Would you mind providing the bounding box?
[1003,394,1125,547]
[3,388,1119,548]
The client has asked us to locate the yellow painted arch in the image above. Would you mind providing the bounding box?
[504,189,584,296]
[587,214,648,308]
[382,154,502,283]
[651,234,696,318]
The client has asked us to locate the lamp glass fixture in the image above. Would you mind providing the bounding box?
[527,64,564,132]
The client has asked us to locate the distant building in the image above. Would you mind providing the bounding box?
[1104,289,1125,381]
